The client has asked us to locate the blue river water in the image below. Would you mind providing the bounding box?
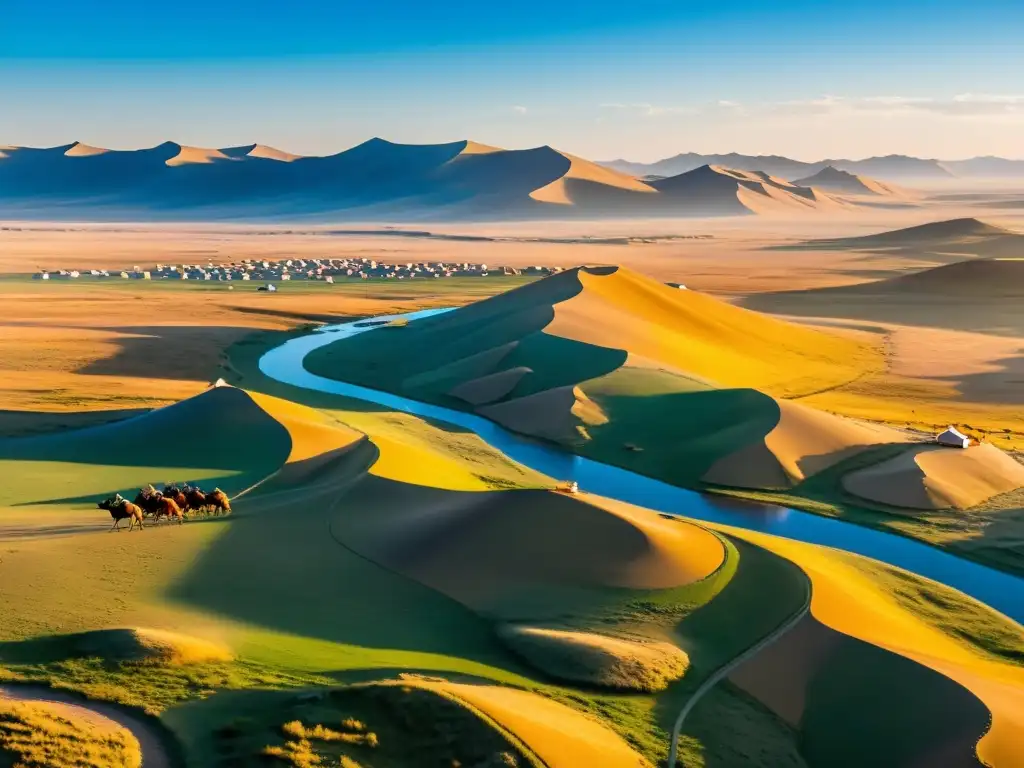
[259,309,1024,623]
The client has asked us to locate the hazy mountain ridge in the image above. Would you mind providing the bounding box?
[603,153,1024,181]
[0,138,904,221]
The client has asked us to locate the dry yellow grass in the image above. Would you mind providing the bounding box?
[413,680,651,768]
[0,698,141,768]
[70,628,233,666]
[498,625,688,692]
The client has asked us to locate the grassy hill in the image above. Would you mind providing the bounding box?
[304,264,1024,577]
[1,330,1022,766]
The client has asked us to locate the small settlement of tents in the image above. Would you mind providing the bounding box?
[937,426,970,449]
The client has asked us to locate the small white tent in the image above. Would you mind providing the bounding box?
[937,426,970,449]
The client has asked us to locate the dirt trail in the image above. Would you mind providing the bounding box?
[0,684,173,768]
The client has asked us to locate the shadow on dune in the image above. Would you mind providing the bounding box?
[167,441,525,670]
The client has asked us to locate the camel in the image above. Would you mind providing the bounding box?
[152,495,185,524]
[98,495,145,531]
[205,488,231,515]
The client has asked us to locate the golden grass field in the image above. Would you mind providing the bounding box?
[1,211,1024,767]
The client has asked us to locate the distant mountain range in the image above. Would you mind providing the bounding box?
[0,138,920,222]
[601,153,1024,182]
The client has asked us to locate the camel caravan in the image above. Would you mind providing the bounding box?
[98,484,231,531]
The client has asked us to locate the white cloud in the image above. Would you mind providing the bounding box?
[599,102,699,117]
[511,105,528,114]
[767,94,1024,118]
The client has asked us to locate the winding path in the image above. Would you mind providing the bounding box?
[666,575,812,767]
[258,309,1024,622]
[0,684,172,768]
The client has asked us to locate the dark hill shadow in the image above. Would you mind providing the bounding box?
[167,442,526,673]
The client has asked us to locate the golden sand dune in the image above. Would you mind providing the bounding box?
[498,625,688,692]
[529,150,656,205]
[246,389,363,463]
[704,399,908,489]
[164,144,236,166]
[220,143,303,162]
[332,481,725,614]
[448,366,533,405]
[842,443,1024,509]
[414,680,651,768]
[724,527,1024,768]
[64,141,110,158]
[548,266,876,394]
[477,385,607,444]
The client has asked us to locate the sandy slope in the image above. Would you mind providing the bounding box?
[477,385,607,443]
[448,366,533,405]
[548,266,876,395]
[414,680,650,767]
[164,145,236,166]
[722,526,1024,768]
[842,443,1024,509]
[704,399,908,489]
[331,479,725,614]
[529,151,656,205]
[247,389,363,463]
[793,166,911,198]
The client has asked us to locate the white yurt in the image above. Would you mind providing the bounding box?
[936,426,970,449]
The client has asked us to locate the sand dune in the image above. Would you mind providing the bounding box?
[331,479,725,614]
[0,385,363,505]
[724,527,1024,768]
[164,144,238,166]
[64,141,110,158]
[0,138,885,220]
[794,165,911,197]
[529,150,655,205]
[547,266,876,394]
[477,385,607,444]
[220,143,302,162]
[842,442,1024,509]
[651,164,845,216]
[448,366,533,405]
[308,264,899,495]
[704,399,907,489]
[844,257,1024,298]
[805,217,1017,249]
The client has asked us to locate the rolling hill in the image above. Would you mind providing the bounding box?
[303,265,932,494]
[789,217,1024,258]
[0,138,877,220]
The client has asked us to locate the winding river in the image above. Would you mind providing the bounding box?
[259,309,1024,623]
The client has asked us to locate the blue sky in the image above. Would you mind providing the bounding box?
[2,1,1022,160]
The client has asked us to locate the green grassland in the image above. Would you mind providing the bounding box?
[1,311,1020,767]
